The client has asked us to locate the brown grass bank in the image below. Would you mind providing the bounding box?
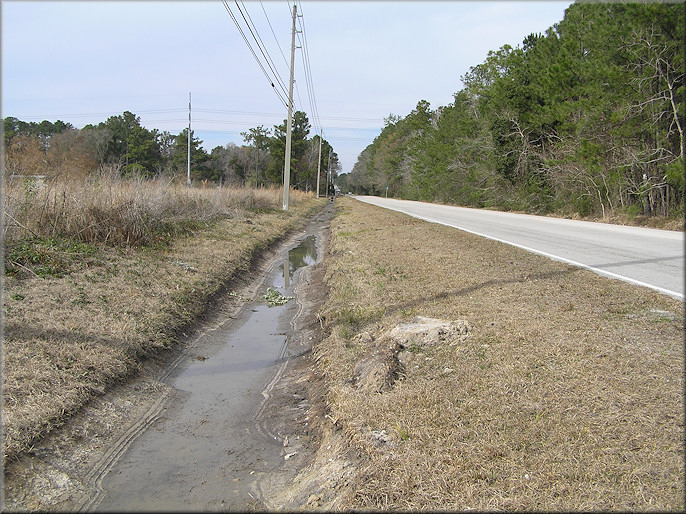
[2,176,325,463]
[314,197,684,510]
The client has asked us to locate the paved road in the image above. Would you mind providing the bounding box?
[353,196,684,300]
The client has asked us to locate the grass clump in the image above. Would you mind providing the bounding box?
[5,236,98,278]
[3,173,284,250]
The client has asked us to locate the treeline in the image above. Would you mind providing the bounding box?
[3,110,339,191]
[346,2,684,218]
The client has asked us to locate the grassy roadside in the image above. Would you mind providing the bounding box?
[2,180,326,464]
[315,197,684,510]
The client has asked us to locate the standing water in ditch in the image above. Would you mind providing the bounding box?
[90,234,320,511]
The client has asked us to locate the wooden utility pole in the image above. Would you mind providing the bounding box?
[282,4,297,210]
[327,147,332,197]
[187,92,191,187]
[315,131,322,197]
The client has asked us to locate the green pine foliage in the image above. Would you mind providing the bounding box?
[347,2,684,218]
[3,110,338,191]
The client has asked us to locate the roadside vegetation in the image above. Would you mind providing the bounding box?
[343,3,684,223]
[2,172,324,463]
[3,110,339,192]
[314,198,683,510]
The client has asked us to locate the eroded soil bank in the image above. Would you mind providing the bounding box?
[3,203,336,511]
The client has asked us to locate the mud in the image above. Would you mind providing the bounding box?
[3,204,339,511]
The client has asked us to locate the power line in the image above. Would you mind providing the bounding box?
[260,1,289,75]
[195,108,283,116]
[294,1,321,134]
[15,110,383,125]
[234,1,290,101]
[296,29,314,120]
[220,0,288,108]
[279,1,306,114]
[296,4,315,104]
[267,0,304,115]
[11,108,188,120]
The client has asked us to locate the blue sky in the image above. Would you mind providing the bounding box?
[2,1,572,174]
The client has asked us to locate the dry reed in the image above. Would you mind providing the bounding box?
[3,173,288,248]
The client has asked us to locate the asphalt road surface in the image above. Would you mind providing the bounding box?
[353,196,684,300]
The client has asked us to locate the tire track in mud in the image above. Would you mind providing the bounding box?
[252,261,316,444]
[77,386,173,512]
[77,330,198,511]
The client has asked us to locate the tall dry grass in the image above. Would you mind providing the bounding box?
[3,170,299,249]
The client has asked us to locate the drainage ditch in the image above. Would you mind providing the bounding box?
[3,206,333,512]
[94,233,320,511]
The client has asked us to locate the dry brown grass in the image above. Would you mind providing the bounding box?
[315,197,684,511]
[2,176,324,463]
[3,172,285,248]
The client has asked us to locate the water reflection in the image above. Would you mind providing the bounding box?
[95,232,320,512]
[282,235,317,287]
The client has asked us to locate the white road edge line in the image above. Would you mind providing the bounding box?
[372,202,684,301]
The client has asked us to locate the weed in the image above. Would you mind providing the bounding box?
[4,236,98,278]
[336,305,383,329]
[2,176,293,250]
[228,291,248,302]
[394,423,411,441]
[339,325,353,342]
[406,342,423,353]
[71,287,90,306]
[476,345,488,360]
[262,288,294,306]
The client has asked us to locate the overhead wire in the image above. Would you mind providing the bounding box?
[227,0,323,139]
[295,31,313,121]
[220,0,288,108]
[15,105,384,135]
[294,0,324,145]
[44,3,361,156]
[260,0,289,68]
[300,2,321,129]
[234,1,290,101]
[259,0,304,113]
[282,0,311,118]
[296,9,319,132]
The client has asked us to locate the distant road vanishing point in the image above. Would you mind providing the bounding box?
[353,196,684,300]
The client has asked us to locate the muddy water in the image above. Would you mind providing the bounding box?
[90,235,320,511]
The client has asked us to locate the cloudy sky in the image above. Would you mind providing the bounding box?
[2,1,572,174]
